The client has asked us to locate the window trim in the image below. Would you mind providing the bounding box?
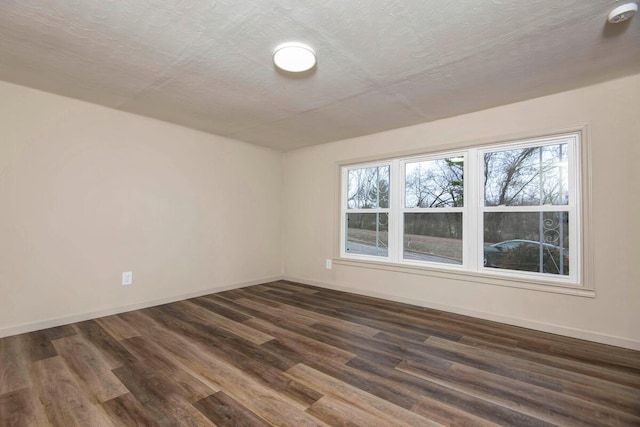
[336,127,593,296]
[476,134,579,284]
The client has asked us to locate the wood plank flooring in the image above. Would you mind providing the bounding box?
[1,280,639,426]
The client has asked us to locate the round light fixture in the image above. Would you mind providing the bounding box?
[608,2,638,23]
[273,42,316,72]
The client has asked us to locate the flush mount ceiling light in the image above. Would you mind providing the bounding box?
[608,2,638,23]
[273,42,316,72]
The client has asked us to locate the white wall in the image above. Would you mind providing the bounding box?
[283,74,640,350]
[0,81,283,336]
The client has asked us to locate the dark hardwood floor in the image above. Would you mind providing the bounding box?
[1,281,639,426]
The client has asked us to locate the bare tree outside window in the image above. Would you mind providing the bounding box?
[347,166,389,209]
[405,159,463,208]
[484,144,568,207]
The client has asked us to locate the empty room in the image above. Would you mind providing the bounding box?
[1,1,639,426]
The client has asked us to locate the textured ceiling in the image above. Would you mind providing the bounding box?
[0,1,639,150]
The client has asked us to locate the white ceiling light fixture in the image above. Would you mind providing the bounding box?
[608,2,638,23]
[273,42,316,72]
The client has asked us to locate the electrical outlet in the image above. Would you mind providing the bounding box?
[325,259,332,269]
[122,271,132,286]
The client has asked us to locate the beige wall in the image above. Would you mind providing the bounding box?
[2,74,639,349]
[0,81,283,336]
[283,74,640,349]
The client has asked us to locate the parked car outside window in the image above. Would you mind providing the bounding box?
[483,239,569,275]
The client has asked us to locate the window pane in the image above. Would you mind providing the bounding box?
[347,166,390,209]
[403,213,462,264]
[405,158,464,208]
[484,143,569,207]
[484,212,569,275]
[346,213,389,257]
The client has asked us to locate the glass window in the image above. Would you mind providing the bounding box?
[347,165,389,209]
[340,133,580,285]
[484,143,569,207]
[403,213,462,264]
[346,213,389,257]
[343,164,390,259]
[405,157,464,208]
[482,139,573,277]
[402,155,464,265]
[483,212,569,275]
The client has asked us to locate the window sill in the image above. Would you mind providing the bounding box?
[333,258,595,298]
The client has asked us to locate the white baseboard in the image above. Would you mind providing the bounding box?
[0,276,283,339]
[284,276,640,351]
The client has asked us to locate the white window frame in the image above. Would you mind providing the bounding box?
[398,152,468,270]
[339,132,583,288]
[341,161,393,261]
[476,134,580,284]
